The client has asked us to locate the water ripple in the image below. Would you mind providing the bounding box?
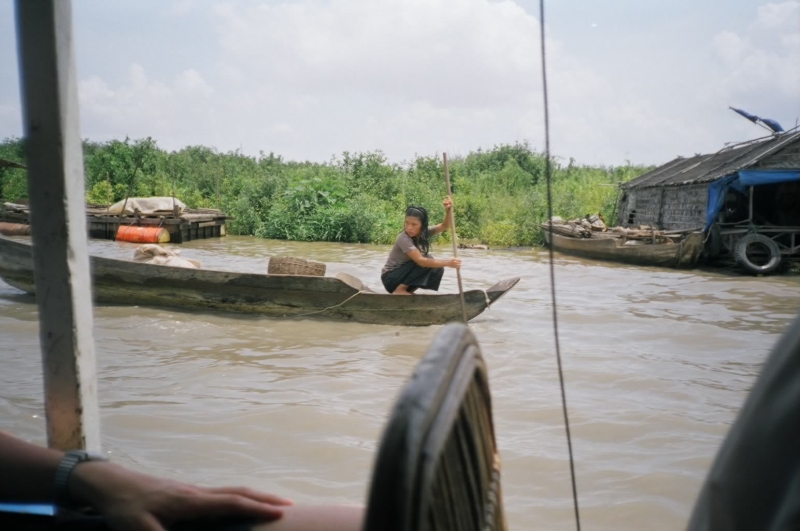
[1,237,798,530]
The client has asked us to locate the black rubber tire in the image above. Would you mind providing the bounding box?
[735,233,782,275]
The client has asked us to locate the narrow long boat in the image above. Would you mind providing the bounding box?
[0,237,519,326]
[543,230,704,268]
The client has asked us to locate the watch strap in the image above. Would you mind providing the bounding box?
[54,450,107,507]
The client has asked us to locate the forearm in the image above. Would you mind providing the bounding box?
[441,210,453,232]
[419,257,449,268]
[1,432,293,528]
[0,431,62,502]
[0,431,117,508]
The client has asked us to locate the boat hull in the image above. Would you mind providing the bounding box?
[0,237,519,326]
[543,231,704,268]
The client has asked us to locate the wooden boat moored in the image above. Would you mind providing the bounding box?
[543,230,704,268]
[0,237,519,326]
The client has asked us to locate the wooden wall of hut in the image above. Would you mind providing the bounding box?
[617,183,708,231]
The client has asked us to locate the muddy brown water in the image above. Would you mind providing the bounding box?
[1,236,799,530]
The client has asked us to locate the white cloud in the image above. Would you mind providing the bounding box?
[8,0,794,165]
[0,103,18,124]
[175,69,215,97]
[754,1,799,29]
[713,31,746,64]
[78,0,556,160]
[212,0,542,109]
[713,1,800,97]
[78,64,217,144]
[163,0,195,18]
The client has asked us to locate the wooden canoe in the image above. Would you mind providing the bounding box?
[543,230,704,268]
[0,237,519,326]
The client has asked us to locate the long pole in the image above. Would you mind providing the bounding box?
[16,0,101,451]
[442,153,468,325]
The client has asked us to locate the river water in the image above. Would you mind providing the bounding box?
[1,236,798,530]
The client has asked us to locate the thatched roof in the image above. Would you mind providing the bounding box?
[623,131,800,190]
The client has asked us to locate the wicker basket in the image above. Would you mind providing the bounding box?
[268,256,327,276]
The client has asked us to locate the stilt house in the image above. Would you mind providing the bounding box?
[616,131,800,231]
[615,130,800,272]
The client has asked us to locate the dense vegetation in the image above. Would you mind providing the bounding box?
[0,137,650,246]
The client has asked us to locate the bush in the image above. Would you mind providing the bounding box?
[0,137,651,246]
[481,220,517,247]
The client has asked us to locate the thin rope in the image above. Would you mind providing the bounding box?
[539,1,581,530]
[286,290,364,318]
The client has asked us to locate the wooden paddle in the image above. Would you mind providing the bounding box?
[443,153,468,325]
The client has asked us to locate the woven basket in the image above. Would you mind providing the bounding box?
[268,256,326,276]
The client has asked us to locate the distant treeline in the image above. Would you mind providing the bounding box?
[0,137,650,246]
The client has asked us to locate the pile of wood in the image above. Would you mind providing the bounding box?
[541,215,694,244]
[540,214,607,239]
[540,221,591,238]
[458,243,489,250]
[2,202,29,215]
[610,225,680,243]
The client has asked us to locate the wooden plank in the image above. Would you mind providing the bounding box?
[180,213,216,222]
[16,0,101,451]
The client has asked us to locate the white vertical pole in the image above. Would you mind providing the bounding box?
[15,0,101,451]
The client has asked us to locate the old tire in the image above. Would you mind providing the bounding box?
[735,234,781,275]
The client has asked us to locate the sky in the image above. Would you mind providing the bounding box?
[0,0,798,166]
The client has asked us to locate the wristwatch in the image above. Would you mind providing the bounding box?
[54,450,108,507]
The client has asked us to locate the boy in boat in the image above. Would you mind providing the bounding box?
[381,197,461,295]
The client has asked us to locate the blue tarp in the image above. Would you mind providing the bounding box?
[731,107,759,122]
[704,169,800,231]
[761,118,785,133]
[729,107,785,133]
[738,169,800,186]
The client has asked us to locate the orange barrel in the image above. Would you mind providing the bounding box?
[0,222,31,236]
[115,226,170,243]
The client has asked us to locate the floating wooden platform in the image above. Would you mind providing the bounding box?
[1,202,229,243]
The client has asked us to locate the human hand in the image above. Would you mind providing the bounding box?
[71,461,293,531]
[442,196,453,211]
[448,258,462,269]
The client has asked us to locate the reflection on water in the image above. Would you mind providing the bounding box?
[1,236,798,530]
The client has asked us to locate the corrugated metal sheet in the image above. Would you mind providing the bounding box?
[623,131,800,190]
